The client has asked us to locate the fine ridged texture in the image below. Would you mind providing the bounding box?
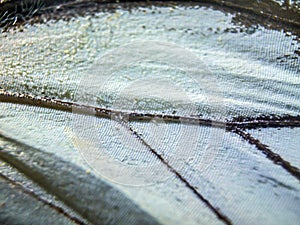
[0,1,299,225]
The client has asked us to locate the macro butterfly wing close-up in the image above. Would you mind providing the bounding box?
[0,1,299,225]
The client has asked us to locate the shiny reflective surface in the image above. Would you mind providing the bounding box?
[0,2,299,225]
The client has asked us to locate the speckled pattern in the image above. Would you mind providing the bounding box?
[0,1,299,225]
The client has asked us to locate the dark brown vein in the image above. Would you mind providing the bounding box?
[233,128,300,181]
[1,89,300,222]
[231,115,300,130]
[1,90,300,130]
[0,172,88,225]
[118,120,233,225]
[1,90,300,181]
[1,0,299,36]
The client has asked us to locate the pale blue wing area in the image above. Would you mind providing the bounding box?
[132,121,300,225]
[0,6,299,118]
[248,128,300,168]
[0,2,299,225]
[0,103,223,225]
